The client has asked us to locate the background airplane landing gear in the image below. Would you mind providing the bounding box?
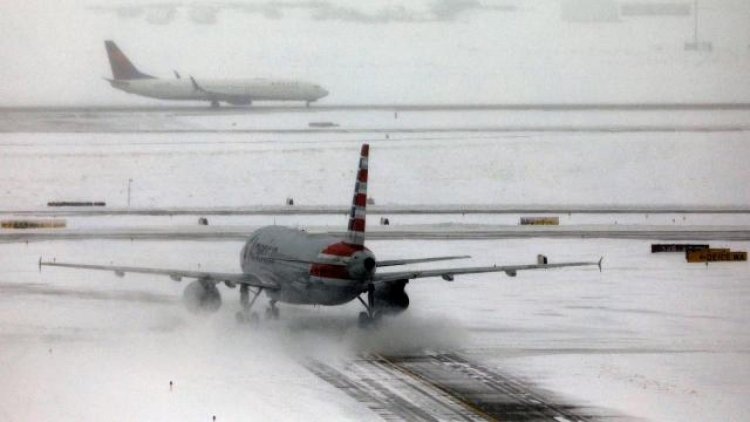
[210,100,220,108]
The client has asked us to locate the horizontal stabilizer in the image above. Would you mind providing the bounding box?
[377,255,470,267]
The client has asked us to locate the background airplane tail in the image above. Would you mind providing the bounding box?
[104,41,154,80]
[345,144,369,247]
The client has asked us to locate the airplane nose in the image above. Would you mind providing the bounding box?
[319,87,329,98]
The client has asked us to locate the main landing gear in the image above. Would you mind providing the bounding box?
[357,283,380,329]
[235,285,280,324]
[210,100,220,109]
[265,300,280,320]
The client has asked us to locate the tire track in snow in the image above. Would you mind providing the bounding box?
[308,352,602,421]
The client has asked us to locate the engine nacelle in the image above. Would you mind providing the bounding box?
[374,279,409,315]
[182,279,222,313]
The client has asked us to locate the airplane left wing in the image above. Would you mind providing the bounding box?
[39,259,278,289]
[373,258,602,284]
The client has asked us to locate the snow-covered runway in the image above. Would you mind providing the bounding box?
[1,106,748,421]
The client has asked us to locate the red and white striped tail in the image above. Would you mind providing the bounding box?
[345,144,369,247]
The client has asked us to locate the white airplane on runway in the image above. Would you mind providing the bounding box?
[41,144,601,327]
[103,40,329,108]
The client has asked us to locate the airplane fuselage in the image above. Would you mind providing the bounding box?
[109,78,328,104]
[240,226,374,306]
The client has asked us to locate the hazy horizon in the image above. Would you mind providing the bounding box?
[1,0,749,106]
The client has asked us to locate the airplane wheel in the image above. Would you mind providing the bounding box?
[236,311,260,324]
[359,312,381,329]
[358,312,371,328]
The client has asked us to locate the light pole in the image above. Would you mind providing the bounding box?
[127,178,133,208]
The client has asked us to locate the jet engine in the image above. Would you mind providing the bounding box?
[373,279,409,315]
[182,279,222,313]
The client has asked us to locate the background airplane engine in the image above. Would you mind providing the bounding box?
[182,279,222,313]
[373,279,409,315]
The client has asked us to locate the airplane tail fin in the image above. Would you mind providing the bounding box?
[104,40,154,80]
[345,144,369,248]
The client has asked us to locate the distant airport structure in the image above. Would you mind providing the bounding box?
[562,0,693,22]
[103,40,328,108]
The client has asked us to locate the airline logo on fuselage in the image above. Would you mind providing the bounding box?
[249,242,278,262]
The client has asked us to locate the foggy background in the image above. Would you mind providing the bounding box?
[1,0,749,106]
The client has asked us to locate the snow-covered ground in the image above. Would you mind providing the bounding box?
[0,108,748,421]
[0,237,748,421]
[1,109,748,210]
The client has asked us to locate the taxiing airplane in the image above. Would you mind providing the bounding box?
[103,40,328,108]
[41,144,601,327]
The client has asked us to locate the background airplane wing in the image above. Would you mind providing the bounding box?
[39,260,278,289]
[373,258,602,284]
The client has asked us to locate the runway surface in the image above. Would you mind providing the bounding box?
[3,204,749,216]
[2,224,748,242]
[2,104,748,421]
[308,353,603,421]
[4,103,750,113]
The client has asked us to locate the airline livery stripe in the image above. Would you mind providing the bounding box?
[323,242,364,256]
[349,207,366,219]
[357,170,368,183]
[350,219,366,232]
[310,264,351,279]
[353,193,367,207]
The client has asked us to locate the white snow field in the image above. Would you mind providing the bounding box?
[0,107,748,421]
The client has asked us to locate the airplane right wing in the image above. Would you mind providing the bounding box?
[373,258,602,284]
[39,259,279,290]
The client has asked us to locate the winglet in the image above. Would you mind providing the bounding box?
[598,257,603,272]
[344,144,369,247]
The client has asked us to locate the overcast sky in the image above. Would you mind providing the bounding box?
[1,0,749,105]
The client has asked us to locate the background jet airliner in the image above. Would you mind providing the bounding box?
[41,144,601,327]
[103,40,328,108]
